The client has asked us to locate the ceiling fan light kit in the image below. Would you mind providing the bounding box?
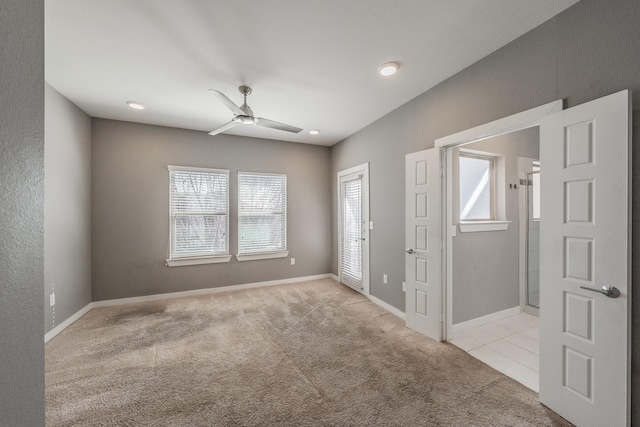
[208,86,302,136]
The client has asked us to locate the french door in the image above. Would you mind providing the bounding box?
[338,163,369,294]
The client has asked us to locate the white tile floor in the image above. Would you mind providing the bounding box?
[449,313,540,392]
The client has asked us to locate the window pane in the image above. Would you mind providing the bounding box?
[238,215,285,254]
[171,171,228,213]
[169,168,229,259]
[532,171,540,221]
[459,155,492,220]
[173,215,227,255]
[341,177,362,284]
[238,173,287,255]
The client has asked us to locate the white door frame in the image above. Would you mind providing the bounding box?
[337,163,370,295]
[434,100,563,338]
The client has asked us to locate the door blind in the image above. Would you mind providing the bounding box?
[238,172,287,255]
[169,167,229,259]
[341,176,363,288]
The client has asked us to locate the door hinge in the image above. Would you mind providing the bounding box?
[441,312,445,323]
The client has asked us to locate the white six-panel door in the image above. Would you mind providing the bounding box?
[539,90,631,426]
[405,148,443,341]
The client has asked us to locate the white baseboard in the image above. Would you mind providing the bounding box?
[450,306,520,335]
[44,273,405,343]
[367,294,406,320]
[45,302,94,343]
[330,273,405,320]
[92,274,334,308]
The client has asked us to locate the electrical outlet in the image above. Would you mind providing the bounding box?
[383,274,387,284]
[50,292,56,307]
[290,258,295,265]
[369,221,374,230]
[402,282,406,292]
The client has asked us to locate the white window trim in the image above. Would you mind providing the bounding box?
[457,148,507,232]
[236,251,289,262]
[166,255,232,267]
[237,171,287,259]
[459,220,511,233]
[458,150,498,221]
[167,165,230,267]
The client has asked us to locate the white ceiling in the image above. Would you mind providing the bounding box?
[45,0,579,146]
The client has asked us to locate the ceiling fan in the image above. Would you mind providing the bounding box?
[208,86,303,136]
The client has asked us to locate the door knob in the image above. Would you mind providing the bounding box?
[580,285,621,298]
[406,248,415,254]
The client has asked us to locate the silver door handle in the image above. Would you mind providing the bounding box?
[580,285,621,298]
[406,248,414,254]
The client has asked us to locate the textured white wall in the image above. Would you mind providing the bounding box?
[0,0,45,424]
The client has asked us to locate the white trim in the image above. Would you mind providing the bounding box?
[436,100,563,340]
[337,162,370,296]
[92,274,333,308]
[167,165,229,174]
[450,306,520,335]
[166,255,232,267]
[168,166,230,260]
[435,100,563,149]
[367,294,406,320]
[458,221,510,233]
[236,251,289,262]
[44,302,94,343]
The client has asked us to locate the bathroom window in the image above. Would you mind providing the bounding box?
[459,153,496,221]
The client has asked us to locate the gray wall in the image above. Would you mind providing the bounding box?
[0,0,45,425]
[92,119,332,301]
[452,128,539,324]
[44,84,92,334]
[331,0,640,421]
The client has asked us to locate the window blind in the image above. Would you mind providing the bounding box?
[341,176,363,287]
[169,167,229,259]
[238,172,287,255]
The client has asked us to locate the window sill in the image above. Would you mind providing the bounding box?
[236,251,289,262]
[166,255,232,267]
[459,221,511,233]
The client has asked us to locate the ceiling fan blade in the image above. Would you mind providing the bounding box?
[208,120,239,136]
[255,117,303,133]
[209,89,244,116]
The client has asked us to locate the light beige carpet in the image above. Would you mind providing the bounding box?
[46,279,570,426]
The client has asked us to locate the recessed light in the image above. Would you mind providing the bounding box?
[127,101,145,110]
[309,129,320,135]
[378,61,399,77]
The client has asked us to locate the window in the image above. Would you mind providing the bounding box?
[459,153,495,221]
[237,172,287,260]
[532,162,540,221]
[167,166,230,266]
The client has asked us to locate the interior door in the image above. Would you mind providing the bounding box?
[339,169,367,292]
[405,148,443,341]
[539,90,631,426]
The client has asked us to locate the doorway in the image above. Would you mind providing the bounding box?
[445,127,542,391]
[405,91,631,426]
[337,163,370,295]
